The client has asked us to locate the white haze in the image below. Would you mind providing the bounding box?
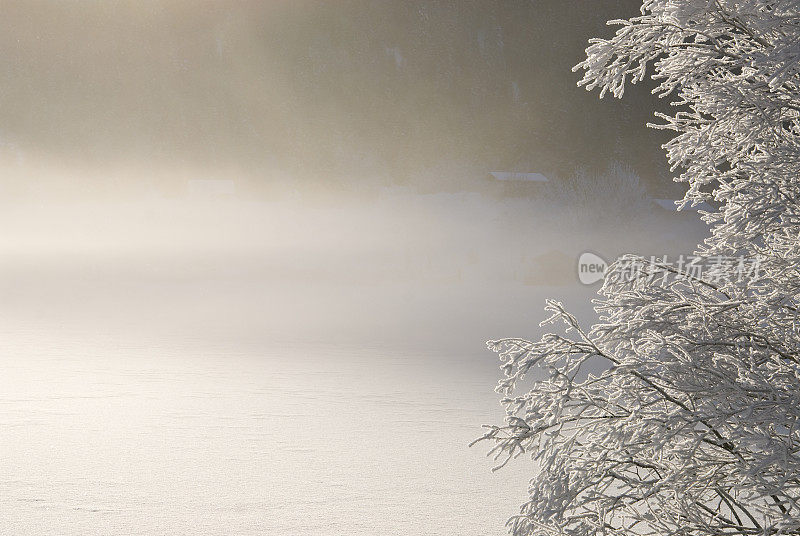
[0,169,706,535]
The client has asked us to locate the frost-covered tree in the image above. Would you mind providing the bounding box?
[547,162,651,227]
[474,2,800,536]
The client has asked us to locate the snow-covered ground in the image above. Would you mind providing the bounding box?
[0,191,704,535]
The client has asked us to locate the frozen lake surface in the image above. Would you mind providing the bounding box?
[0,263,557,535]
[0,196,703,534]
[0,328,531,535]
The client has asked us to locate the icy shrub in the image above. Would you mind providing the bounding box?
[546,162,650,227]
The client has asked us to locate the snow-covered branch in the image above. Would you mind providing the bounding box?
[477,2,800,535]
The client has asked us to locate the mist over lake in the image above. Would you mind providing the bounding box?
[0,190,703,534]
[0,2,719,534]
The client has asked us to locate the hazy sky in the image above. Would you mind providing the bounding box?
[0,1,672,198]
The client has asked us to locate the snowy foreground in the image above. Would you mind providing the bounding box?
[0,193,702,535]
[0,330,532,535]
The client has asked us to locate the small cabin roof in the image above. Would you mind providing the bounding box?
[489,171,549,182]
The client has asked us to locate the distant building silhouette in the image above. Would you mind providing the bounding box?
[487,171,549,198]
[653,198,713,213]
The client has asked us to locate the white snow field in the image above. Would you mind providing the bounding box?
[0,192,703,535]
